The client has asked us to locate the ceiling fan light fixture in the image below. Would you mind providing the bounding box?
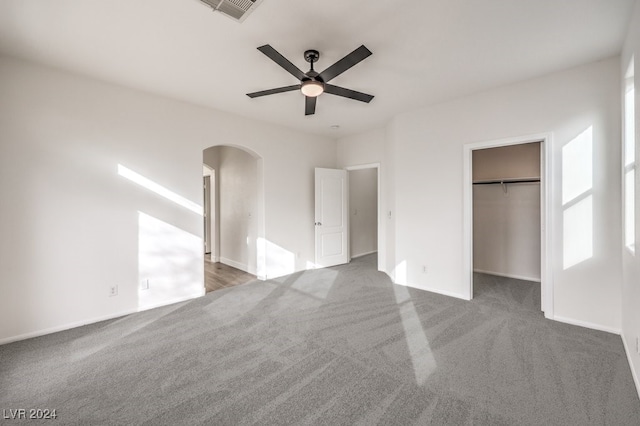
[301,80,324,97]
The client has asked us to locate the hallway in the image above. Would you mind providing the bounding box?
[204,254,256,293]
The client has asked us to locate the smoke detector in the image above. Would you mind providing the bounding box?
[197,0,263,22]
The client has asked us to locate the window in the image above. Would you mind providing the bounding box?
[624,58,636,253]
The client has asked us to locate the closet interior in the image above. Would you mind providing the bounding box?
[472,142,542,305]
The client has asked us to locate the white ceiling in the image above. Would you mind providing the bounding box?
[0,0,635,138]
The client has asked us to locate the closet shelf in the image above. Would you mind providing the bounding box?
[473,177,540,185]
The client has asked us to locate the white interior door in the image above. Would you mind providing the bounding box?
[315,168,349,268]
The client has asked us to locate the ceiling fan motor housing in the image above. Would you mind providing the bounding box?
[304,49,320,64]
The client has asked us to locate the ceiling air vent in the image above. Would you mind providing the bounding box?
[197,0,263,22]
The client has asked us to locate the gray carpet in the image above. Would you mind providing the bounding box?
[1,254,639,425]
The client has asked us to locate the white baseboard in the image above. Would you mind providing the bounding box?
[396,282,468,301]
[351,250,378,260]
[552,314,621,335]
[0,308,137,346]
[473,269,541,283]
[425,287,469,300]
[0,289,206,346]
[219,257,253,275]
[137,289,205,312]
[621,334,640,401]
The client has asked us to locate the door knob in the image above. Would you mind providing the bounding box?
[315,222,322,226]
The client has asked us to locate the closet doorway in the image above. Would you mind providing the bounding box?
[463,134,552,317]
[472,142,541,309]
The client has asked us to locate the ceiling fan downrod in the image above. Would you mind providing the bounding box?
[304,49,320,73]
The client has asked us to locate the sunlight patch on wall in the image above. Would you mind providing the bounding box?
[625,86,636,168]
[624,63,636,253]
[256,236,266,279]
[625,170,635,252]
[138,212,203,310]
[563,196,593,270]
[562,127,592,205]
[393,284,436,385]
[261,238,296,279]
[394,260,408,285]
[562,127,594,269]
[118,164,202,215]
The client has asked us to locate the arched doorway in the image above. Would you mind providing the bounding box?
[203,145,265,291]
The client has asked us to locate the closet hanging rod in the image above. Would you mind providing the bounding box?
[472,177,540,185]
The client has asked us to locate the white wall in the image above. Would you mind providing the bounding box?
[337,127,387,272]
[218,147,257,274]
[473,183,541,281]
[341,58,621,331]
[391,57,621,330]
[473,143,541,181]
[349,168,378,258]
[621,0,640,397]
[337,127,385,166]
[0,55,335,343]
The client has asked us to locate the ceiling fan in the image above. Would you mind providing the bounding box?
[246,44,374,116]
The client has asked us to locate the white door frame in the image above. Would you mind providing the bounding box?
[202,165,215,256]
[345,163,383,271]
[203,175,212,254]
[462,133,553,318]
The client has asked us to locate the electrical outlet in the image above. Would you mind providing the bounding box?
[422,265,428,273]
[140,279,150,290]
[109,285,118,297]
